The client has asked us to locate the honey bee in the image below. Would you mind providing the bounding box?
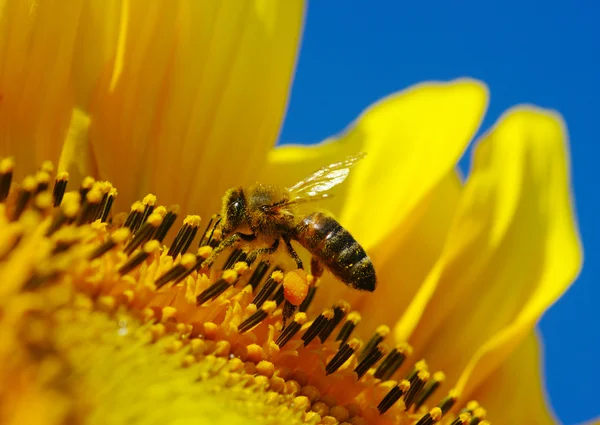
[207,153,376,307]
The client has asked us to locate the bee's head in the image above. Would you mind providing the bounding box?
[221,187,246,235]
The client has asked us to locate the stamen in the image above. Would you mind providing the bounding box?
[0,157,15,202]
[450,413,473,425]
[271,285,285,306]
[34,170,50,194]
[46,193,80,236]
[89,228,130,260]
[198,214,219,247]
[138,194,157,230]
[154,209,178,242]
[79,176,95,200]
[76,186,103,225]
[325,338,361,375]
[319,301,349,342]
[238,301,276,333]
[247,261,270,290]
[469,407,487,425]
[252,269,283,308]
[302,308,334,346]
[415,371,446,410]
[118,240,160,275]
[223,248,247,270]
[123,201,144,232]
[154,253,197,288]
[33,192,53,214]
[12,176,36,220]
[123,213,163,255]
[359,325,390,362]
[167,215,201,257]
[435,389,457,415]
[374,342,412,380]
[415,407,443,425]
[335,311,361,346]
[276,312,307,348]
[354,343,387,379]
[196,278,231,305]
[298,284,317,312]
[51,172,68,207]
[92,184,117,223]
[378,379,411,414]
[404,369,430,410]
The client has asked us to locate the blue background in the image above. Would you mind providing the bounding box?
[279,2,599,424]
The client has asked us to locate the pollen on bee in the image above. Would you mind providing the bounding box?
[283,269,309,306]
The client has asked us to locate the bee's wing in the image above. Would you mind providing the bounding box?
[287,152,366,201]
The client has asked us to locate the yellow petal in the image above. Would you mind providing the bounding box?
[0,0,85,177]
[469,330,557,424]
[394,107,582,401]
[85,1,304,218]
[260,79,488,251]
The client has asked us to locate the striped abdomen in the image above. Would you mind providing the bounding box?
[294,212,376,292]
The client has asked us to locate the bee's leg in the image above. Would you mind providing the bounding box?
[282,235,303,269]
[310,257,324,279]
[202,232,256,268]
[246,238,280,265]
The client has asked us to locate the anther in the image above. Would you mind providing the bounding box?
[94,186,117,223]
[271,284,285,306]
[415,407,443,425]
[89,228,130,260]
[276,312,307,348]
[336,311,361,346]
[404,369,430,410]
[0,157,15,202]
[154,210,178,242]
[168,215,201,257]
[12,176,36,220]
[325,338,361,375]
[247,261,270,290]
[252,269,283,308]
[51,172,69,207]
[319,301,349,342]
[238,301,276,333]
[354,343,388,379]
[377,379,411,414]
[155,253,197,288]
[359,325,390,362]
[123,213,163,255]
[374,342,412,381]
[118,240,160,275]
[302,309,334,346]
[415,372,447,411]
[33,192,53,213]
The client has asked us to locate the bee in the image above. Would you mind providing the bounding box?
[206,153,376,309]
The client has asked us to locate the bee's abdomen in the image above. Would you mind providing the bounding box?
[295,212,376,292]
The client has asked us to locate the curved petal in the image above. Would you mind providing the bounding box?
[393,107,582,401]
[469,330,557,424]
[0,0,85,176]
[84,1,304,218]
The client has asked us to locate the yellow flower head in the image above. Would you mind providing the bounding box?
[0,2,586,425]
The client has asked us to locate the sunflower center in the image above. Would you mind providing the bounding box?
[0,160,490,425]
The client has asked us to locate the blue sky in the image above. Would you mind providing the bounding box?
[279,1,599,424]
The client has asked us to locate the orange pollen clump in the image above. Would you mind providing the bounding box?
[0,159,492,425]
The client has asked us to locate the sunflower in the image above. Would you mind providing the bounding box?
[0,1,590,425]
